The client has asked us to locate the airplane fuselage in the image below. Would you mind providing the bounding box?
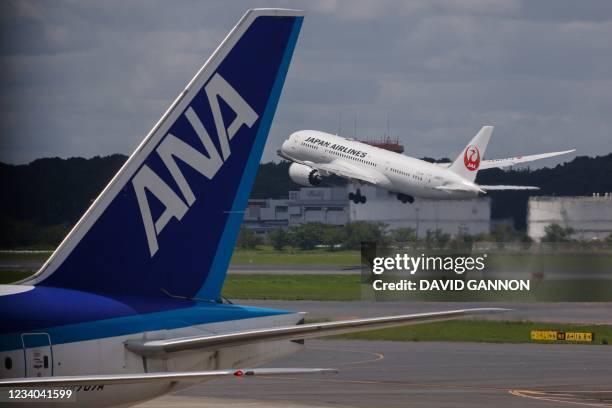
[281,130,481,201]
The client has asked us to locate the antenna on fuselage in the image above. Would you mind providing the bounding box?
[337,112,342,136]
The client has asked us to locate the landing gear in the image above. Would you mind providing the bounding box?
[349,189,367,204]
[397,193,414,204]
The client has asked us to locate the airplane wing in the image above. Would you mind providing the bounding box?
[0,309,508,387]
[479,149,575,170]
[0,368,336,387]
[479,185,539,191]
[125,308,507,356]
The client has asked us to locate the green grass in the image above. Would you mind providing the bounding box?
[2,271,610,302]
[230,247,360,266]
[0,247,360,268]
[332,320,612,345]
[2,247,610,270]
[222,274,361,300]
[223,274,610,301]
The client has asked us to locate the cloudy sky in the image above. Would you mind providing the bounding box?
[1,0,611,165]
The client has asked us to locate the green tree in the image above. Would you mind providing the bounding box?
[434,230,451,249]
[321,226,346,251]
[490,224,515,243]
[269,227,291,251]
[237,227,262,249]
[343,221,388,250]
[542,223,574,243]
[424,229,451,249]
[291,222,325,250]
[389,227,417,244]
[450,233,474,251]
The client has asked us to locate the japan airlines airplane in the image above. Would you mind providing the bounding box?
[0,9,503,407]
[278,128,574,204]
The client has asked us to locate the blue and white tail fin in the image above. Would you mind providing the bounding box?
[26,9,304,300]
[448,126,493,182]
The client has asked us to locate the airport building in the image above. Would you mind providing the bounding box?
[244,186,491,238]
[243,187,348,236]
[527,194,612,241]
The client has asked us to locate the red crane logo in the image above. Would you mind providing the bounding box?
[464,145,481,171]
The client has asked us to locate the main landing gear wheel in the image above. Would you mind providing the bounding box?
[349,189,367,204]
[397,193,414,204]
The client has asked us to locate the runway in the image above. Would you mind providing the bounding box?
[2,259,609,279]
[139,340,612,408]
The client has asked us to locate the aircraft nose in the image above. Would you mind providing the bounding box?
[281,138,292,152]
[277,138,292,157]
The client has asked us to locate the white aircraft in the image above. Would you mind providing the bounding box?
[0,9,504,408]
[279,128,574,204]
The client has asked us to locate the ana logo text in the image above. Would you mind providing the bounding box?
[132,73,259,256]
[463,145,481,171]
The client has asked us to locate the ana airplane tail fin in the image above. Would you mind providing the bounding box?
[448,126,493,182]
[26,9,304,301]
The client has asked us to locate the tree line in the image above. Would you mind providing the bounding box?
[237,222,612,251]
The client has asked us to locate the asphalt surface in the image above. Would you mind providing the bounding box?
[239,299,612,324]
[3,259,610,279]
[0,260,612,279]
[142,340,612,408]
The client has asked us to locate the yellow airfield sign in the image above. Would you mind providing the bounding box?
[531,330,594,342]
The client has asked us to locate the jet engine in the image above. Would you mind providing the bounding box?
[288,162,322,186]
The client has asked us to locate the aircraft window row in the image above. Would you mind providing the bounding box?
[391,168,410,177]
[390,168,424,181]
[327,149,376,166]
[301,141,319,150]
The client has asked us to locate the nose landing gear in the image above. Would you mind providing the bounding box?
[348,189,367,204]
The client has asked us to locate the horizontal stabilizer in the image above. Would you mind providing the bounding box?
[0,368,336,387]
[480,185,540,191]
[479,149,575,170]
[126,308,508,356]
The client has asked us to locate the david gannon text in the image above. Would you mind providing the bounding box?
[372,279,530,291]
